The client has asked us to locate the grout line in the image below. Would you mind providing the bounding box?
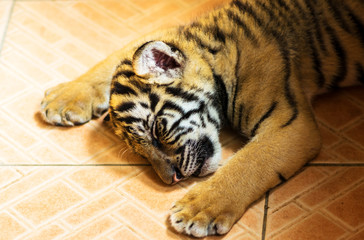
[0,0,15,55]
[0,163,151,167]
[261,190,270,240]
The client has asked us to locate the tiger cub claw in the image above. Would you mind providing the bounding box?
[40,81,109,126]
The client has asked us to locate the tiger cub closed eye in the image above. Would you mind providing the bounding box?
[40,0,364,237]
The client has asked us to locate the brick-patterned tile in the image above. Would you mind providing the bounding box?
[325,183,364,229]
[313,91,363,130]
[266,167,364,239]
[272,213,346,240]
[0,211,28,240]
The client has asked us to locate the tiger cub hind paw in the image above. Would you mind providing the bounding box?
[40,82,109,126]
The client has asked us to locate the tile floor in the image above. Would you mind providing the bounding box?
[0,0,363,239]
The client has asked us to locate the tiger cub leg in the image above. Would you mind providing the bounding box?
[170,103,321,237]
[40,49,126,126]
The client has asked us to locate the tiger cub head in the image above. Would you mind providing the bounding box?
[109,41,223,184]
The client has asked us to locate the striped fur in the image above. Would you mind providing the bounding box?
[41,0,364,237]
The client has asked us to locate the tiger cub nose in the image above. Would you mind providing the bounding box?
[172,166,183,184]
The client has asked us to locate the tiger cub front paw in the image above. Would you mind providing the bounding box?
[169,182,243,237]
[40,81,109,126]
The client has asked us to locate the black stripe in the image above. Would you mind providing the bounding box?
[356,63,364,84]
[207,111,220,130]
[277,172,287,182]
[183,29,221,55]
[111,82,137,96]
[325,0,352,33]
[307,31,325,88]
[149,93,160,112]
[113,70,135,79]
[232,0,264,26]
[323,20,347,89]
[157,100,185,116]
[226,9,258,45]
[213,74,228,118]
[166,103,205,138]
[116,102,135,112]
[251,101,277,137]
[140,102,149,109]
[167,128,193,145]
[119,59,132,66]
[347,11,364,47]
[237,104,244,131]
[233,0,298,128]
[301,0,327,54]
[279,42,298,128]
[210,24,226,44]
[165,87,199,101]
[116,116,142,124]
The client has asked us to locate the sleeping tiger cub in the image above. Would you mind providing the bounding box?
[40,0,364,237]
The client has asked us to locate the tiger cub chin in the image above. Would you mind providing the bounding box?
[40,0,364,237]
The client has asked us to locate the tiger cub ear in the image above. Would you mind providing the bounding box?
[133,41,185,85]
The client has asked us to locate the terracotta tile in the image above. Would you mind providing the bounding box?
[67,166,144,195]
[344,120,364,148]
[313,91,363,130]
[132,2,182,32]
[56,62,85,81]
[347,229,364,240]
[92,145,148,164]
[311,149,340,163]
[333,142,364,163]
[0,211,28,240]
[132,0,168,10]
[45,125,115,162]
[272,213,346,240]
[12,11,62,44]
[94,0,140,21]
[3,89,51,132]
[0,135,34,164]
[64,216,119,240]
[13,181,84,226]
[2,50,53,86]
[29,144,73,164]
[269,168,327,210]
[72,2,134,40]
[237,206,264,238]
[0,1,12,39]
[64,190,125,228]
[0,168,64,207]
[317,123,341,148]
[60,42,101,68]
[24,224,65,240]
[21,1,120,55]
[0,168,22,189]
[266,202,307,237]
[0,114,39,150]
[118,168,187,219]
[116,202,181,240]
[177,0,229,22]
[325,183,364,229]
[343,86,364,104]
[109,226,145,240]
[297,168,364,209]
[0,65,29,102]
[7,30,58,65]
